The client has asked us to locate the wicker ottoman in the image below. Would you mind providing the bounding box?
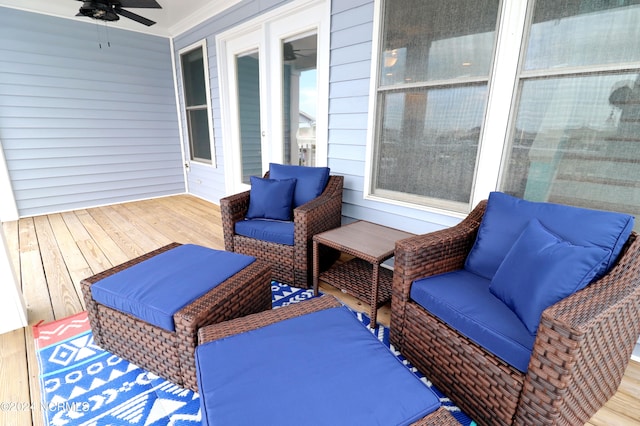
[195,296,459,426]
[81,242,271,391]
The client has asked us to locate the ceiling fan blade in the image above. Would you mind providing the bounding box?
[114,6,156,26]
[119,0,162,8]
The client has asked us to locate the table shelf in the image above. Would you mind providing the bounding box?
[319,258,393,309]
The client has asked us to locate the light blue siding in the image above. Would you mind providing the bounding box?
[0,7,184,217]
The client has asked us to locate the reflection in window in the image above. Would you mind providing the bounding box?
[282,34,318,167]
[372,0,499,209]
[502,2,640,219]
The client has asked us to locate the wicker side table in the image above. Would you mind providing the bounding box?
[81,243,271,391]
[312,221,413,327]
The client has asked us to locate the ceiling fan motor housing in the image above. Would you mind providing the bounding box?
[79,1,120,21]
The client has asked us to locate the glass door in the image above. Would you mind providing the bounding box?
[218,0,329,194]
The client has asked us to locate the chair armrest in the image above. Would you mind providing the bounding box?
[219,190,251,251]
[390,200,485,348]
[392,200,486,301]
[518,232,640,424]
[293,175,344,242]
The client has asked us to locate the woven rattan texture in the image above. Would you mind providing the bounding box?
[198,295,459,426]
[221,173,343,288]
[319,258,393,308]
[390,200,640,426]
[411,406,460,426]
[81,243,272,392]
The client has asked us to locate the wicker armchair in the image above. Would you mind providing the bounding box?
[220,173,343,289]
[390,200,640,426]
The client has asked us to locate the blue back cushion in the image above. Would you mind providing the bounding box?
[269,163,330,208]
[91,245,255,332]
[196,306,441,425]
[411,270,535,372]
[246,176,296,221]
[465,192,634,280]
[490,219,609,335]
[235,219,295,246]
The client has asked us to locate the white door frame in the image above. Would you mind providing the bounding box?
[217,0,330,195]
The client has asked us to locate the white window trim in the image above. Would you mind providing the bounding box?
[178,39,217,168]
[365,0,530,216]
[473,1,529,205]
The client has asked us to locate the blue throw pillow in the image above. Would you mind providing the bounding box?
[490,219,610,335]
[465,192,634,280]
[246,176,297,221]
[269,163,330,208]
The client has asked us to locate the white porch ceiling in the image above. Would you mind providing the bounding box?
[0,0,241,37]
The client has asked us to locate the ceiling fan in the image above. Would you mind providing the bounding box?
[76,0,162,27]
[283,43,316,61]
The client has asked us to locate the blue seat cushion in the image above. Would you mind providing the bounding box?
[490,219,610,335]
[411,270,535,372]
[196,305,441,426]
[246,176,297,221]
[235,219,294,246]
[465,192,634,280]
[269,163,330,208]
[91,245,256,332]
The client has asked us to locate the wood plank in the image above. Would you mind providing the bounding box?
[60,211,113,275]
[602,389,640,423]
[97,204,163,254]
[24,325,44,426]
[19,218,54,324]
[73,209,129,267]
[151,197,223,248]
[0,329,31,426]
[84,207,145,261]
[32,215,83,319]
[18,217,51,426]
[588,405,637,426]
[119,200,191,246]
[108,203,173,249]
[46,214,93,308]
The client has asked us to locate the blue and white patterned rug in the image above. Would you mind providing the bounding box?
[35,282,474,425]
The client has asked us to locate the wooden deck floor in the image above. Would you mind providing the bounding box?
[1,194,638,425]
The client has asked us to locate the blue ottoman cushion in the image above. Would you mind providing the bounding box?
[196,305,440,426]
[91,244,256,332]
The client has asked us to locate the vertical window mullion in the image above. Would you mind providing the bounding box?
[472,0,529,206]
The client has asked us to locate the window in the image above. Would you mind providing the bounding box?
[501,1,640,220]
[371,0,501,212]
[370,0,640,224]
[180,41,214,165]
